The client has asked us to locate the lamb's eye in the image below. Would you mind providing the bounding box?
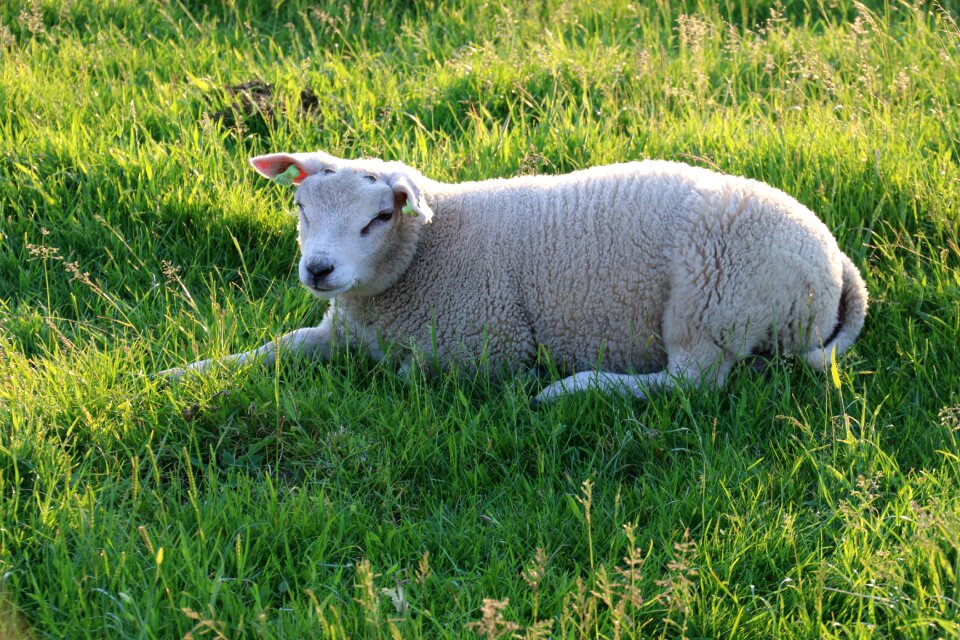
[360,210,394,236]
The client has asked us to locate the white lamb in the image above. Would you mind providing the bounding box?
[162,151,868,403]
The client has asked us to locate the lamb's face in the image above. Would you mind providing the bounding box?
[249,151,433,298]
[293,170,413,298]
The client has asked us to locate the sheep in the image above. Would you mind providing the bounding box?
[161,151,868,403]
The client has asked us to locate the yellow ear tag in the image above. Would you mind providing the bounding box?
[401,203,416,216]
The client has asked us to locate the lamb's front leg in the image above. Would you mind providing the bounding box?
[159,313,337,380]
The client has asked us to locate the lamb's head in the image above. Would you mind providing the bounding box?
[250,152,434,299]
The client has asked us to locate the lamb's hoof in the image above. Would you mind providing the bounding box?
[532,380,572,404]
[155,367,187,381]
[155,358,216,381]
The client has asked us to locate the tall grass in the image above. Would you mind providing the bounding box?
[1,0,959,637]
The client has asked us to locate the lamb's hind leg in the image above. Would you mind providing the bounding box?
[533,343,734,404]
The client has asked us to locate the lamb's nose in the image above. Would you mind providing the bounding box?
[306,262,335,282]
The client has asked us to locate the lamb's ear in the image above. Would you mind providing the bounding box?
[248,152,337,185]
[391,174,434,224]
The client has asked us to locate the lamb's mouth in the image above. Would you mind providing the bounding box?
[308,285,338,296]
[305,282,352,298]
[300,278,363,299]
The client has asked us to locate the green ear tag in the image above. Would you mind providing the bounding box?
[401,203,416,216]
[274,164,301,186]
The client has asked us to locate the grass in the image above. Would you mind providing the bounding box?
[1,0,960,637]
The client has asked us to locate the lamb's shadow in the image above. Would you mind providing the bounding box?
[1,151,301,357]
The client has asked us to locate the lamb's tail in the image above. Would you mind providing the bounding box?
[805,253,868,371]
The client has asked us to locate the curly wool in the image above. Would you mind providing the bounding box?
[338,160,867,382]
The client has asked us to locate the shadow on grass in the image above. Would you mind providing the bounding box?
[0,591,36,640]
[0,150,301,354]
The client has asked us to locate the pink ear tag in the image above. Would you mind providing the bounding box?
[274,164,304,186]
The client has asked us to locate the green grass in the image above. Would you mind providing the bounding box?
[2,0,960,637]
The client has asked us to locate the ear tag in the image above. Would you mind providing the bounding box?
[401,203,416,216]
[273,165,302,186]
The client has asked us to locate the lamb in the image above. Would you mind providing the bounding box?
[161,151,868,403]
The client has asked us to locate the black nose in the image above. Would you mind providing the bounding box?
[305,261,335,284]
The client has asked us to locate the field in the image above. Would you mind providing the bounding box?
[2,0,960,637]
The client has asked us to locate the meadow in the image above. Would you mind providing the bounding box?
[2,0,960,637]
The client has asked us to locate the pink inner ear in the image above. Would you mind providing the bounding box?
[250,154,308,183]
